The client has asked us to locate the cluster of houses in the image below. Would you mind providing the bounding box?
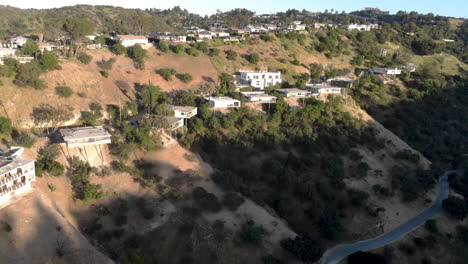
[202,71,356,109]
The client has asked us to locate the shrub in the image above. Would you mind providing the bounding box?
[442,196,468,220]
[157,40,169,52]
[172,44,185,54]
[158,68,177,81]
[209,48,220,57]
[180,73,193,83]
[260,34,274,42]
[248,53,260,64]
[55,86,73,98]
[77,52,92,64]
[281,235,324,263]
[0,117,12,139]
[99,70,109,78]
[222,192,245,211]
[225,49,237,60]
[2,221,12,232]
[424,219,438,233]
[112,44,126,55]
[83,183,105,202]
[113,214,127,226]
[241,220,268,246]
[192,187,221,212]
[97,58,116,70]
[185,47,199,56]
[15,132,36,148]
[48,183,57,192]
[127,44,147,70]
[46,161,65,176]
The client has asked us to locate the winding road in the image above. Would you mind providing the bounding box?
[321,170,462,264]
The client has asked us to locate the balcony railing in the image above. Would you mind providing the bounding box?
[0,181,26,196]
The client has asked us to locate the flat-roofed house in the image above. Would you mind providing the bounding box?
[328,77,354,88]
[59,126,112,148]
[0,48,16,58]
[241,92,277,103]
[169,105,198,119]
[115,35,149,47]
[0,147,36,206]
[235,71,282,90]
[166,117,184,131]
[206,96,241,108]
[307,84,342,95]
[275,88,311,98]
[369,67,402,75]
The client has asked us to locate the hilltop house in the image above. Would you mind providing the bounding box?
[149,32,187,42]
[0,48,16,58]
[59,126,112,148]
[328,77,354,88]
[347,24,379,31]
[7,36,29,46]
[369,67,402,75]
[115,35,149,47]
[165,117,184,131]
[169,105,198,119]
[275,88,311,98]
[234,71,282,90]
[307,84,342,95]
[206,97,241,108]
[241,92,277,103]
[0,147,36,206]
[197,31,213,40]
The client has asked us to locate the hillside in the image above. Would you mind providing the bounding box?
[0,19,467,264]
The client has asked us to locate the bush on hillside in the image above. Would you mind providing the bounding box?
[158,68,177,81]
[112,44,126,55]
[55,85,73,98]
[248,53,260,64]
[157,40,169,52]
[77,52,93,64]
[179,73,193,83]
[225,49,237,60]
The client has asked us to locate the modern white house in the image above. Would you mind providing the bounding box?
[241,92,277,103]
[169,105,198,119]
[206,96,241,108]
[0,48,16,58]
[115,35,149,47]
[7,36,28,46]
[37,42,58,52]
[165,117,184,131]
[235,71,282,90]
[275,88,312,98]
[59,126,112,148]
[396,65,417,72]
[347,24,379,31]
[197,31,213,39]
[150,32,187,42]
[307,84,342,95]
[0,147,36,206]
[369,67,402,75]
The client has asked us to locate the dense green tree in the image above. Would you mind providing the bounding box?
[22,39,40,56]
[127,44,147,69]
[443,196,468,220]
[248,53,260,64]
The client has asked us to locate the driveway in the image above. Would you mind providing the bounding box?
[321,170,461,264]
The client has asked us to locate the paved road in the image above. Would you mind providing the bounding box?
[321,170,461,264]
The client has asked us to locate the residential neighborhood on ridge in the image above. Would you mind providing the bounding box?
[0,3,466,264]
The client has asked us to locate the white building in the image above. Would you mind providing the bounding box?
[197,31,213,39]
[166,117,184,131]
[7,36,28,46]
[370,67,402,75]
[347,24,379,31]
[307,84,342,95]
[206,96,241,108]
[37,42,58,52]
[115,35,149,47]
[241,92,277,103]
[169,106,198,119]
[59,126,112,148]
[0,147,36,206]
[235,71,282,90]
[275,88,312,98]
[328,76,355,88]
[0,48,16,58]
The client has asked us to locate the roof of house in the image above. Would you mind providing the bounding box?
[206,96,240,102]
[169,105,197,112]
[329,76,354,82]
[59,126,111,141]
[275,88,311,93]
[165,116,183,124]
[246,94,277,99]
[0,158,34,177]
[116,35,148,40]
